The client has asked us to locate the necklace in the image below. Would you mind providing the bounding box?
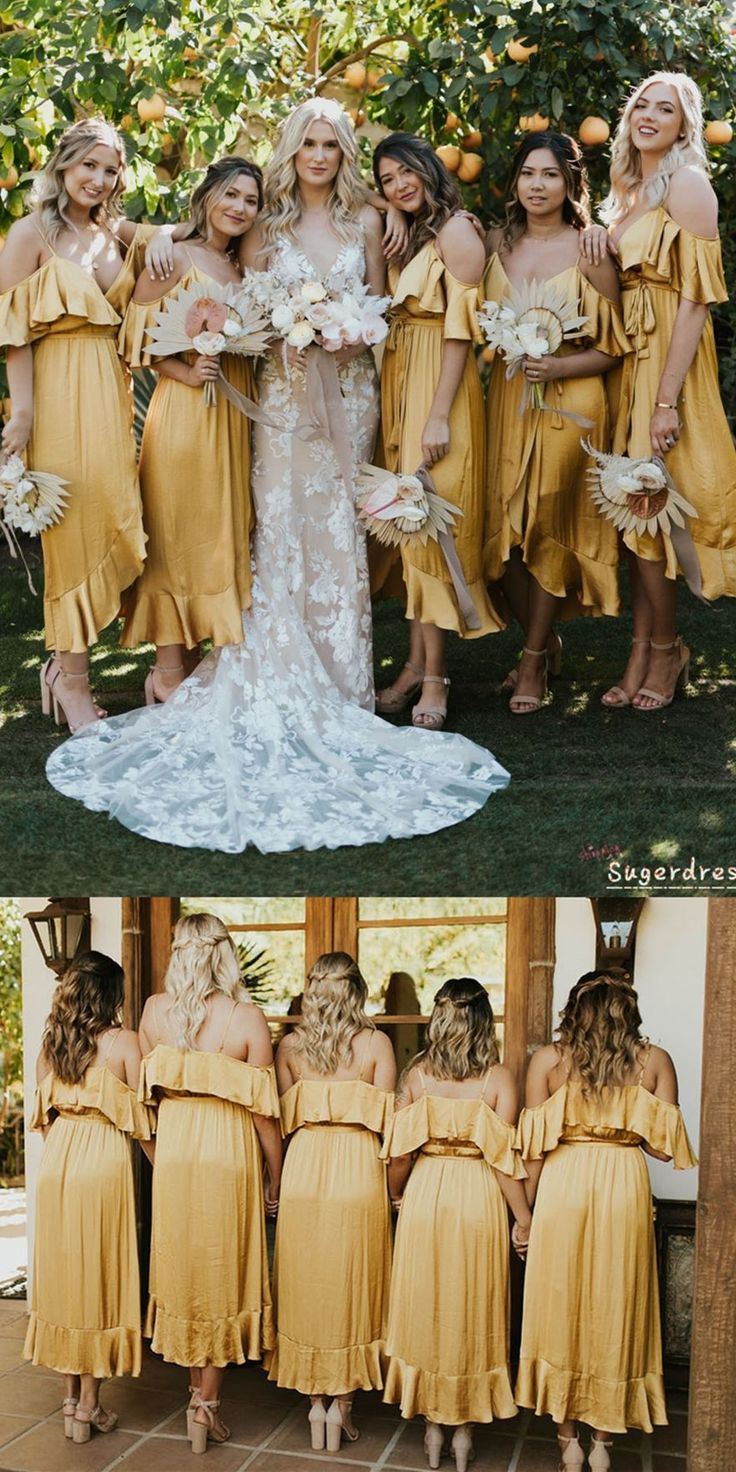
[526,226,571,244]
[199,238,232,262]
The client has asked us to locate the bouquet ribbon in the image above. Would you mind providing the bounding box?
[297,346,354,498]
[214,369,287,433]
[416,467,481,632]
[0,517,39,595]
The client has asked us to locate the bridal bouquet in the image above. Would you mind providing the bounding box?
[145,280,273,405]
[249,274,391,353]
[479,278,589,411]
[0,453,69,591]
[583,441,704,599]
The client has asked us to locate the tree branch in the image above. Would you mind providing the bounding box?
[315,32,416,92]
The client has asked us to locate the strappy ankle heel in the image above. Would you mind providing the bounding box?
[308,1398,326,1450]
[72,1405,118,1442]
[557,1432,585,1469]
[588,1437,613,1471]
[375,660,425,715]
[424,1421,445,1468]
[62,1397,78,1439]
[412,674,450,729]
[509,647,547,714]
[450,1424,475,1471]
[325,1396,359,1451]
[190,1398,230,1454]
[186,1385,200,1441]
[601,635,650,708]
[144,662,185,707]
[633,636,690,710]
[47,664,104,733]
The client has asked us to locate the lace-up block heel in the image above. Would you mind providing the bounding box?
[72,1405,118,1442]
[633,636,690,710]
[375,661,425,715]
[62,1398,78,1439]
[191,1399,230,1454]
[308,1400,326,1450]
[144,662,185,706]
[588,1438,613,1471]
[186,1387,199,1441]
[412,674,451,729]
[450,1425,475,1471]
[557,1432,585,1469]
[325,1397,359,1451]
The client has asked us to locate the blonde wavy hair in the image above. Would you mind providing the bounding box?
[421,978,499,1081]
[600,71,709,226]
[292,951,373,1074]
[164,913,245,1048]
[259,99,366,260]
[42,951,125,1085]
[556,971,646,1096]
[31,117,127,246]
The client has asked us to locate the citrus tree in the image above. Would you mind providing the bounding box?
[1,0,735,405]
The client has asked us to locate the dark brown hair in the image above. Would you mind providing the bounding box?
[373,131,462,266]
[42,951,125,1084]
[183,155,263,259]
[422,977,499,1080]
[556,970,645,1096]
[500,130,590,254]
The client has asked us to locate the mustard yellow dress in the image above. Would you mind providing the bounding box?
[23,1056,152,1377]
[267,1076,393,1392]
[0,229,151,652]
[379,241,499,635]
[515,1078,697,1432]
[140,1042,278,1366]
[119,263,255,649]
[381,1074,524,1424]
[484,256,630,619]
[614,205,736,597]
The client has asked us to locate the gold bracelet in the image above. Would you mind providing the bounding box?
[655,400,678,410]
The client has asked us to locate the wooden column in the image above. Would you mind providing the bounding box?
[305,898,334,975]
[504,897,556,1088]
[147,897,179,994]
[121,897,144,1030]
[687,898,736,1471]
[333,897,358,957]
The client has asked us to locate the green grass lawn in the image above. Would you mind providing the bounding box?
[1,547,734,896]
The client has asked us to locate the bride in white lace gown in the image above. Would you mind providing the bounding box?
[46,101,510,852]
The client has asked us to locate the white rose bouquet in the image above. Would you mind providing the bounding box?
[0,453,69,591]
[251,273,390,355]
[583,441,705,600]
[479,277,589,412]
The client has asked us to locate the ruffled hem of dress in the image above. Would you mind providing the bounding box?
[380,1094,525,1177]
[0,259,121,347]
[484,531,620,619]
[383,1354,517,1424]
[516,1084,697,1169]
[280,1079,393,1137]
[515,1356,667,1434]
[120,584,251,651]
[404,565,502,637]
[23,1313,141,1377]
[139,1047,280,1117]
[265,1333,385,1394]
[44,513,147,653]
[144,1298,275,1367]
[31,1066,153,1138]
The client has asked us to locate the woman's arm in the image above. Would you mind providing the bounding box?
[252,1114,283,1211]
[274,1036,297,1094]
[422,216,485,465]
[640,1046,678,1161]
[520,1045,556,1205]
[138,996,158,1057]
[239,222,267,274]
[523,347,617,384]
[371,1030,397,1092]
[386,1065,416,1202]
[649,171,716,458]
[0,218,44,454]
[361,205,387,296]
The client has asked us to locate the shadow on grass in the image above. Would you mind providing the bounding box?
[1,557,735,895]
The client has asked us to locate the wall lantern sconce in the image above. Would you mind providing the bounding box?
[24,898,91,974]
[589,898,646,976]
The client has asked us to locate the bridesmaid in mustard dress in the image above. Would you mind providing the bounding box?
[24,952,152,1442]
[138,913,282,1453]
[582,71,736,709]
[516,972,697,1471]
[484,132,629,713]
[120,158,263,702]
[0,117,151,732]
[268,952,396,1452]
[382,979,530,1471]
[372,133,499,731]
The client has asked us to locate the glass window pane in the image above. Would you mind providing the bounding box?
[358,920,506,1016]
[181,898,306,1013]
[182,897,305,926]
[359,897,507,921]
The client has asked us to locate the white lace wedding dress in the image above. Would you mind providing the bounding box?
[46,235,510,852]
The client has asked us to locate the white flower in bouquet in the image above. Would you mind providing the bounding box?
[479,278,588,410]
[583,441,696,535]
[362,315,389,346]
[192,330,228,356]
[288,319,317,349]
[271,302,298,334]
[515,321,551,357]
[300,279,329,304]
[355,464,463,545]
[0,454,69,544]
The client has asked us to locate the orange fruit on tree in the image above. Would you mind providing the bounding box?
[119,113,133,131]
[444,112,461,133]
[522,113,549,132]
[462,129,482,148]
[347,107,366,126]
[457,151,483,183]
[366,68,383,89]
[507,37,538,62]
[578,115,610,146]
[344,61,367,89]
[0,165,18,190]
[705,119,733,145]
[137,94,166,123]
[435,144,462,172]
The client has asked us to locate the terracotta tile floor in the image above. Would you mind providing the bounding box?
[0,1302,688,1472]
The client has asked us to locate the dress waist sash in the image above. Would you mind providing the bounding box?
[420,1141,484,1159]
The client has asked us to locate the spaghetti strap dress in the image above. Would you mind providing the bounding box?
[0,225,151,651]
[139,1004,278,1367]
[613,205,736,597]
[380,1069,524,1424]
[23,1032,152,1377]
[483,255,630,619]
[119,259,254,649]
[377,240,500,636]
[267,1045,393,1393]
[515,1069,697,1432]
